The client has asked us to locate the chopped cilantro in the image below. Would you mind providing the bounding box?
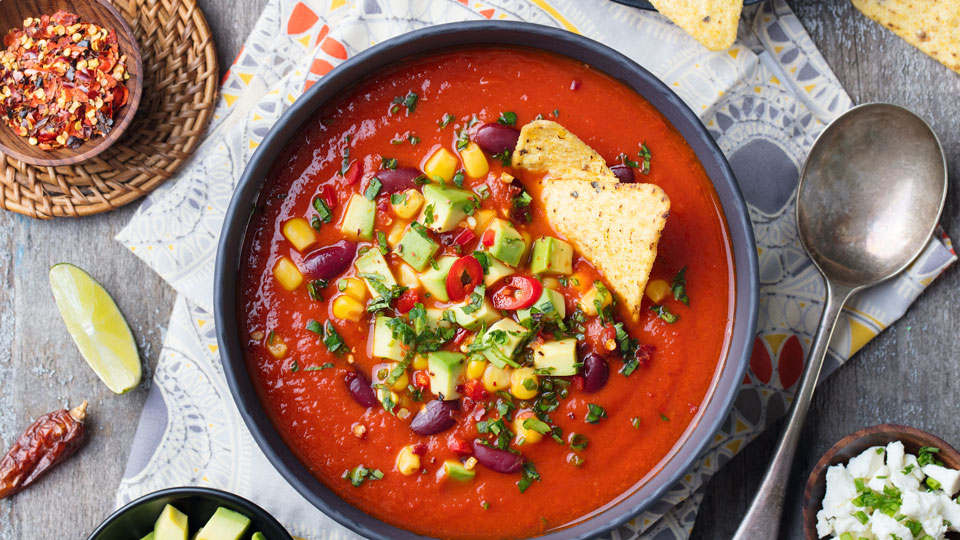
[672,267,689,305]
[569,433,588,451]
[585,403,606,424]
[312,196,332,226]
[381,157,398,170]
[306,279,327,301]
[364,177,382,200]
[651,304,678,323]
[305,319,322,335]
[376,231,388,255]
[390,192,407,205]
[343,465,384,487]
[638,142,652,175]
[630,417,641,429]
[304,362,335,371]
[453,170,465,188]
[517,462,540,493]
[391,91,419,115]
[289,358,298,372]
[438,113,455,128]
[492,149,512,166]
[497,111,517,126]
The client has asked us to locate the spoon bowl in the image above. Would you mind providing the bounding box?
[733,103,947,539]
[797,103,947,287]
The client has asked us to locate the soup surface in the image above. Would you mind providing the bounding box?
[238,47,734,539]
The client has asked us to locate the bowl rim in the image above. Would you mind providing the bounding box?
[214,20,759,540]
[0,0,144,167]
[802,423,960,540]
[84,486,294,540]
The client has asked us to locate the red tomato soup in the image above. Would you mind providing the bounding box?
[238,48,734,539]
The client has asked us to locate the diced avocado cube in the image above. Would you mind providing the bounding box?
[480,252,515,287]
[531,338,579,376]
[340,193,376,240]
[424,307,453,331]
[420,184,476,233]
[480,318,527,368]
[441,459,476,482]
[419,256,456,302]
[452,294,501,331]
[428,351,466,400]
[517,288,566,322]
[486,218,527,267]
[395,223,439,271]
[530,236,573,275]
[195,507,251,540]
[373,316,405,361]
[139,533,156,540]
[250,534,266,540]
[153,504,188,540]
[354,248,397,298]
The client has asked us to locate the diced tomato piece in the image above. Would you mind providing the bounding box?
[413,370,430,389]
[571,375,584,391]
[411,443,428,455]
[446,255,484,302]
[462,379,488,401]
[320,185,337,209]
[481,229,495,247]
[491,276,542,310]
[635,344,656,368]
[395,289,420,314]
[448,435,472,456]
[343,160,362,185]
[453,228,476,247]
[452,328,472,347]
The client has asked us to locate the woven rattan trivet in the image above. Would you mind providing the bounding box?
[0,0,218,218]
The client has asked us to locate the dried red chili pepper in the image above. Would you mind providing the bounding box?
[0,11,130,150]
[0,401,87,499]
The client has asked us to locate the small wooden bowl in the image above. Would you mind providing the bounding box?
[0,0,143,166]
[803,424,960,539]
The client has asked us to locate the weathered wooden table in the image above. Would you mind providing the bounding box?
[0,1,956,538]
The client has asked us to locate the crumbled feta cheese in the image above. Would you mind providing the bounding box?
[868,465,889,492]
[937,494,960,532]
[849,446,886,478]
[923,464,960,496]
[871,512,913,540]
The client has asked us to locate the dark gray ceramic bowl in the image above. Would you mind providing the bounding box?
[85,487,293,540]
[611,0,763,11]
[215,21,759,540]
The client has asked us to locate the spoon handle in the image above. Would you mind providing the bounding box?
[732,281,854,539]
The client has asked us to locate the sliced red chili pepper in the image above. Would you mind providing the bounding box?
[481,229,495,247]
[320,185,337,209]
[413,370,430,389]
[452,228,476,247]
[395,289,420,314]
[452,328,472,347]
[343,160,362,186]
[491,276,542,310]
[446,255,483,303]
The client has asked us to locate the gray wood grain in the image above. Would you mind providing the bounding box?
[0,0,955,539]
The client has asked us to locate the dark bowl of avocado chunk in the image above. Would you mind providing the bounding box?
[85,486,293,540]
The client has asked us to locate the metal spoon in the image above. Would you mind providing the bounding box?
[733,103,947,538]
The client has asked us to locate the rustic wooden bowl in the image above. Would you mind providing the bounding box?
[803,424,960,539]
[0,0,143,166]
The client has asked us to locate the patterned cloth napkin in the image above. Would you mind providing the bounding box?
[114,1,957,538]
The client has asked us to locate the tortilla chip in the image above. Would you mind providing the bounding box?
[649,0,743,51]
[852,0,960,75]
[512,120,618,183]
[542,180,670,321]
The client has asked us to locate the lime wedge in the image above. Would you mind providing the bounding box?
[49,263,141,394]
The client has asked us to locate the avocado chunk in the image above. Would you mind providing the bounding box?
[441,459,476,482]
[195,507,251,540]
[250,534,266,540]
[420,184,476,233]
[424,307,453,331]
[153,504,188,540]
[452,292,501,330]
[476,251,515,287]
[517,288,566,322]
[486,218,527,267]
[530,236,573,275]
[339,193,376,240]
[418,256,456,302]
[354,248,398,298]
[394,223,439,271]
[531,338,578,376]
[479,318,527,368]
[372,316,405,361]
[139,533,155,540]
[428,351,466,400]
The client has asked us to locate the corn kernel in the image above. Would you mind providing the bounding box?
[386,222,405,247]
[423,147,458,182]
[397,263,421,289]
[266,334,288,359]
[272,257,303,291]
[482,364,512,393]
[396,445,421,476]
[352,423,367,438]
[339,277,367,302]
[569,272,591,293]
[543,277,561,290]
[412,354,429,370]
[282,217,318,252]
[579,284,613,316]
[514,412,544,444]
[645,278,671,304]
[510,367,539,399]
[463,457,478,470]
[392,189,424,219]
[466,358,487,380]
[377,387,400,409]
[459,142,489,178]
[390,365,410,391]
[332,295,365,322]
[397,407,411,420]
[500,172,514,183]
[473,209,496,233]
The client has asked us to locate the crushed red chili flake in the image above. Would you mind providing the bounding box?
[0,10,129,151]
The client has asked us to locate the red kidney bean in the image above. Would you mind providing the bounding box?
[410,400,459,435]
[610,164,635,183]
[474,123,520,155]
[582,353,609,393]
[471,439,523,474]
[375,167,423,194]
[345,372,378,408]
[300,240,356,280]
